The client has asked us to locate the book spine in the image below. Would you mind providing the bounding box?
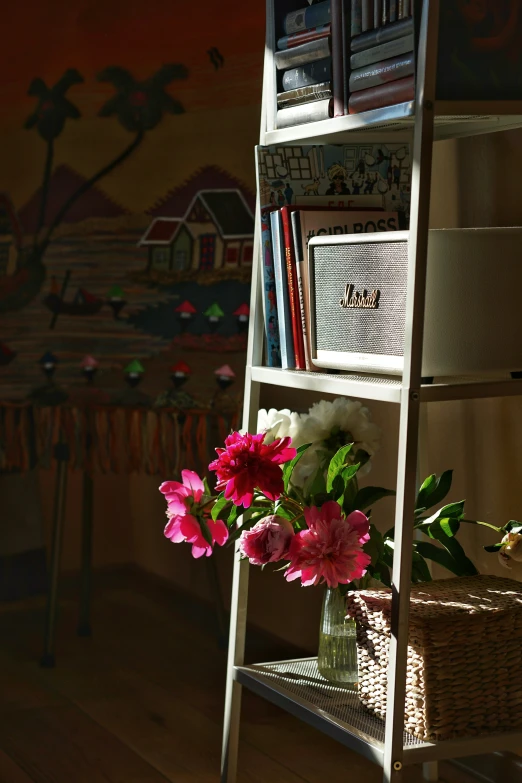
[275,37,331,71]
[348,74,414,113]
[290,211,312,371]
[349,51,415,92]
[350,33,413,69]
[277,82,332,108]
[382,0,389,25]
[270,211,295,370]
[351,0,362,36]
[389,0,397,22]
[331,0,344,117]
[281,209,306,370]
[361,0,373,31]
[284,0,332,35]
[374,0,382,30]
[282,57,332,91]
[261,213,282,368]
[403,0,411,16]
[277,98,332,129]
[398,0,404,19]
[341,0,350,113]
[277,24,331,51]
[350,16,413,52]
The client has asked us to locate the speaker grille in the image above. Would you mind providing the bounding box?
[312,240,408,358]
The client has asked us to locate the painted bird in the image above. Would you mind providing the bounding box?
[207,47,225,70]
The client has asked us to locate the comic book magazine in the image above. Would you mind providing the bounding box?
[256,142,412,366]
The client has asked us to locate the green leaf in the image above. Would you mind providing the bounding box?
[332,473,345,502]
[198,518,213,547]
[416,470,453,512]
[341,463,360,484]
[484,543,503,553]
[419,500,465,530]
[439,517,461,537]
[353,486,396,513]
[326,444,353,492]
[211,496,228,521]
[369,561,391,587]
[203,476,211,495]
[411,552,433,583]
[505,520,522,534]
[428,522,477,575]
[415,539,477,577]
[283,443,311,492]
[228,504,239,527]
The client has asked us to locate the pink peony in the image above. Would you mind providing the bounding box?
[239,515,295,566]
[209,431,296,508]
[160,470,228,558]
[285,501,371,588]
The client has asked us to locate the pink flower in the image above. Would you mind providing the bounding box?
[285,501,371,588]
[160,470,228,558]
[209,431,296,509]
[239,515,295,566]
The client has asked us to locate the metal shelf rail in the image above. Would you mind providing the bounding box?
[221,2,522,782]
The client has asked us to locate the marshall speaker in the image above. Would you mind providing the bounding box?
[308,228,522,378]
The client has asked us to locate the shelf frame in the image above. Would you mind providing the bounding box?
[221,1,522,782]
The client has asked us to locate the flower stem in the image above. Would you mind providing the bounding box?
[460,518,503,533]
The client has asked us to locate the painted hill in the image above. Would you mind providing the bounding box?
[149,165,256,217]
[19,164,129,234]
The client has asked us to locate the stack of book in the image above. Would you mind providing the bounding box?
[348,1,414,114]
[275,0,334,130]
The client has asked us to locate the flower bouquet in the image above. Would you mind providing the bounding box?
[159,397,519,686]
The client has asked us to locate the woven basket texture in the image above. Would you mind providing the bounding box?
[346,575,522,742]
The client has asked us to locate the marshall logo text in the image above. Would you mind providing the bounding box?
[339,284,381,310]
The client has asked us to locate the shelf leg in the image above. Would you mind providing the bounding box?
[422,762,439,781]
[382,1,441,781]
[40,441,69,668]
[78,468,93,637]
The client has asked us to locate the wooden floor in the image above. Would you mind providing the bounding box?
[0,569,468,783]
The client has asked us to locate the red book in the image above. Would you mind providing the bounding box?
[280,206,306,370]
[277,24,331,50]
[348,75,415,114]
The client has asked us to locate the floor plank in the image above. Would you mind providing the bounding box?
[0,570,457,783]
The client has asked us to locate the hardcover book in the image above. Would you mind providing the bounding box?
[277,24,331,51]
[269,210,295,369]
[348,74,415,114]
[331,0,345,117]
[282,57,333,91]
[284,0,332,35]
[349,51,415,92]
[351,0,362,37]
[277,98,333,129]
[275,37,331,70]
[350,16,413,53]
[261,210,282,368]
[361,0,373,32]
[277,82,332,109]
[350,34,414,69]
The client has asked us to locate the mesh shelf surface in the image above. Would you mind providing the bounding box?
[236,658,522,766]
[236,658,426,754]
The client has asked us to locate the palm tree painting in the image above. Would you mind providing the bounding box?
[24,69,84,238]
[0,63,188,315]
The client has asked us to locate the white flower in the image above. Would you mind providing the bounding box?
[257,408,293,443]
[498,532,522,569]
[288,397,382,489]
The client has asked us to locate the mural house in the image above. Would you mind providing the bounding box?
[139,189,254,273]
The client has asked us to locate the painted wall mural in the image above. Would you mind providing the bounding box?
[0,0,264,412]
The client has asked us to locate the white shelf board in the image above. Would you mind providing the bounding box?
[263,101,522,146]
[236,658,522,766]
[251,367,522,404]
[250,366,402,404]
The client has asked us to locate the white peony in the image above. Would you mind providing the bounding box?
[289,397,381,489]
[498,532,522,569]
[257,408,293,443]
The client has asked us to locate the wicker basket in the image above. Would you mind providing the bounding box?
[346,575,522,742]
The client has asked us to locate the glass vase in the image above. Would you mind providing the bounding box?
[317,586,358,689]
